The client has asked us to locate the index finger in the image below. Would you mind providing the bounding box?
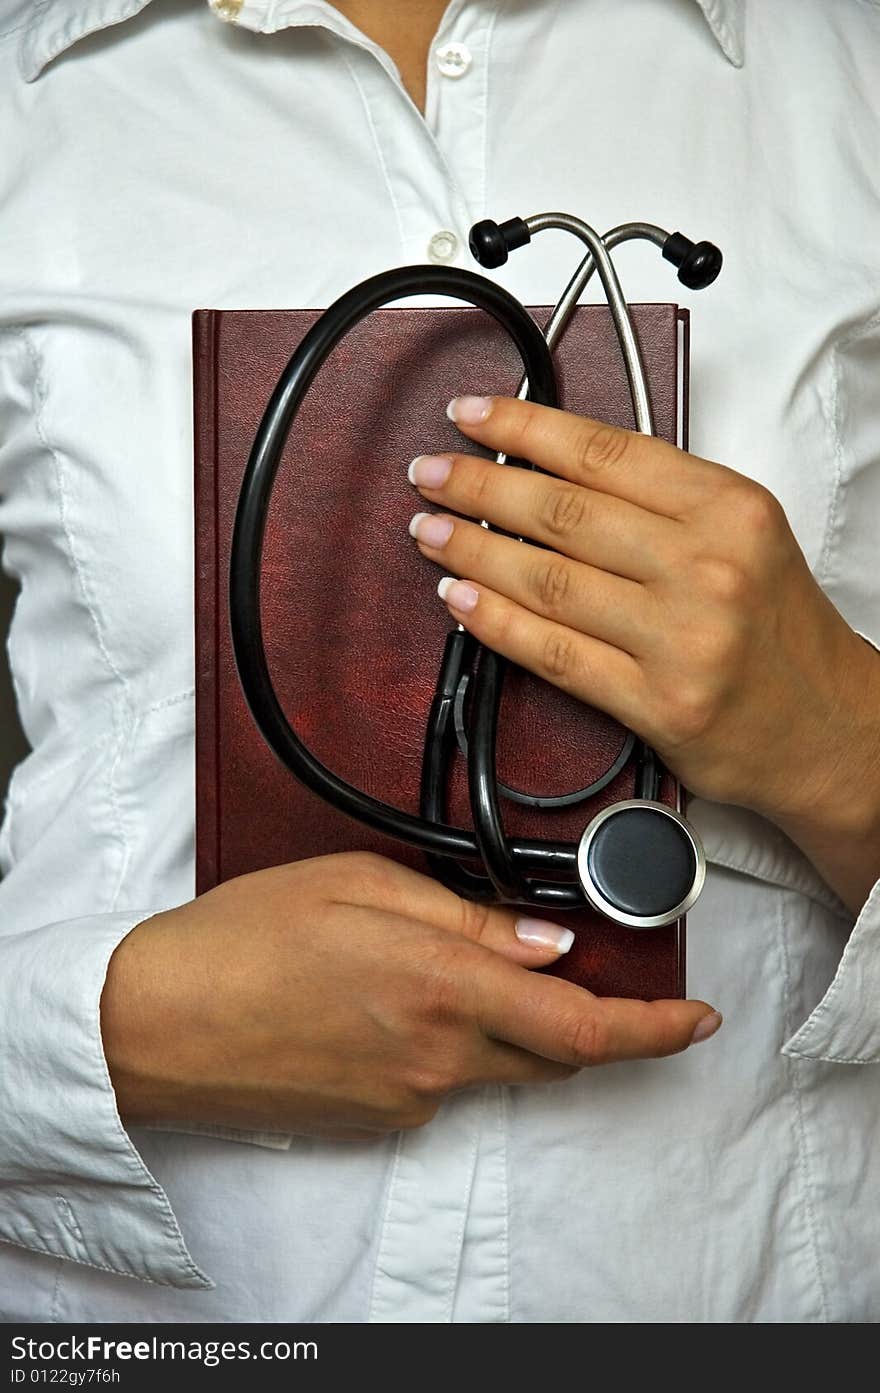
[469,951,721,1065]
[446,394,717,518]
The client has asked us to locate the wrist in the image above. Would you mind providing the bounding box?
[100,909,199,1125]
[762,632,880,914]
[772,801,880,919]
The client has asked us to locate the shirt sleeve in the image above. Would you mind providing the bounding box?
[783,308,880,1065]
[0,908,213,1288]
[783,878,880,1064]
[0,323,286,1288]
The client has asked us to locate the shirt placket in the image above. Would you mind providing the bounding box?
[288,2,508,1321]
[425,0,499,237]
[361,7,513,1319]
[368,1090,484,1323]
[334,35,472,268]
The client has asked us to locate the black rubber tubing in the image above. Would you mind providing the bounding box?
[229,263,589,908]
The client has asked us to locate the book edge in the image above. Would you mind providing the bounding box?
[193,308,221,894]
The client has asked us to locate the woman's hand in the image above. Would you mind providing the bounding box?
[407,395,880,914]
[101,852,719,1141]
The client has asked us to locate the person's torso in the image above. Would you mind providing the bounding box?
[1,0,878,1321]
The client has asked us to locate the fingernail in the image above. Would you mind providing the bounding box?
[515,918,575,954]
[690,1011,723,1045]
[437,576,479,613]
[447,395,492,425]
[408,454,453,487]
[409,512,454,547]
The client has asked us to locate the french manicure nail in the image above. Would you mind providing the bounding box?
[408,454,453,488]
[690,1011,723,1045]
[447,395,492,425]
[515,918,575,954]
[437,576,479,613]
[408,512,454,547]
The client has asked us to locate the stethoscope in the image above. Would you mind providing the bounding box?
[230,211,722,929]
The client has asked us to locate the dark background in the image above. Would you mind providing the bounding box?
[0,566,30,870]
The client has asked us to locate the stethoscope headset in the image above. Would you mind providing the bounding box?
[230,211,722,929]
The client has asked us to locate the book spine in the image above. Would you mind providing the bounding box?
[192,309,221,894]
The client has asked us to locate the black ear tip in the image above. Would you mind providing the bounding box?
[679,240,723,289]
[469,219,509,268]
[662,232,723,289]
[468,216,532,269]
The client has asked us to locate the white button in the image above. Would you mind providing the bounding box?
[435,41,473,79]
[427,230,459,263]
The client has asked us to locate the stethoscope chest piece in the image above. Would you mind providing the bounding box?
[576,801,706,929]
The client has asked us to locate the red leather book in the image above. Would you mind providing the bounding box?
[193,302,689,999]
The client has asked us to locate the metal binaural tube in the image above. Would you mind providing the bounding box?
[489,222,671,479]
[523,213,656,435]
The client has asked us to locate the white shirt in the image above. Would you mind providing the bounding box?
[1,0,879,1323]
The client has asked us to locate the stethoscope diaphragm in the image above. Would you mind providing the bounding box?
[576,801,706,929]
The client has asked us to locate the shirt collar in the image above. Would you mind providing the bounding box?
[696,0,745,66]
[16,0,745,83]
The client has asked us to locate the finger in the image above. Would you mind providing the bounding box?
[462,1038,580,1088]
[435,573,645,729]
[409,510,654,656]
[328,852,577,967]
[470,954,722,1065]
[444,395,717,517]
[409,451,675,581]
